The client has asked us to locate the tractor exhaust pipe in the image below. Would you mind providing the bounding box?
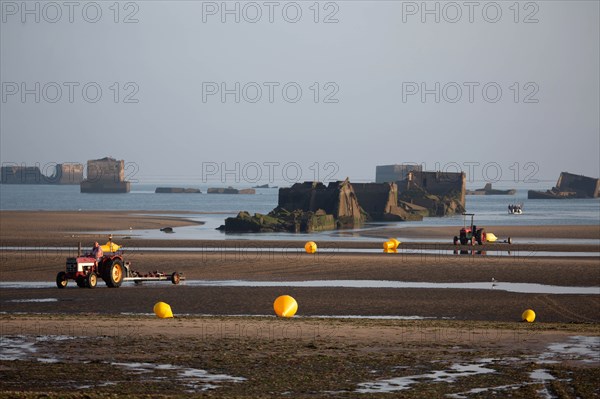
[78,242,81,257]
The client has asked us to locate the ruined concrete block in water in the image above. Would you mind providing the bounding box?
[80,157,130,193]
[528,172,600,199]
[155,187,201,193]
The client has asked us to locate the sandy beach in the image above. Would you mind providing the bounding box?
[1,210,599,251]
[1,211,598,321]
[1,211,598,398]
[1,314,599,398]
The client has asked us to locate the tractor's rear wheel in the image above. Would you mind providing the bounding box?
[453,236,459,245]
[56,272,67,289]
[87,273,97,289]
[104,259,124,288]
[171,272,180,285]
[76,277,86,288]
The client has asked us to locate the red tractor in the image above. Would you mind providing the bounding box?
[56,253,127,289]
[453,213,487,245]
[56,240,183,288]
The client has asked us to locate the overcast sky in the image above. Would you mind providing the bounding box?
[1,1,598,187]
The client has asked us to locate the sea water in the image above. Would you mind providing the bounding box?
[0,184,598,230]
[0,184,276,214]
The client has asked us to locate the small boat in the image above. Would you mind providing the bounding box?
[508,203,523,214]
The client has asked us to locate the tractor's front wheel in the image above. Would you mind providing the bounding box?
[104,259,124,288]
[56,272,67,289]
[171,272,180,285]
[87,273,97,289]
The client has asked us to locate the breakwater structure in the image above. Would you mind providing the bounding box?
[155,187,201,193]
[466,183,516,195]
[220,179,364,233]
[207,187,255,194]
[220,178,434,233]
[375,165,466,216]
[221,165,468,233]
[398,170,466,216]
[375,164,422,183]
[1,163,83,185]
[352,182,422,221]
[80,157,130,193]
[528,172,599,199]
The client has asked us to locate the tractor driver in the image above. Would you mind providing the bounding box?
[91,242,103,263]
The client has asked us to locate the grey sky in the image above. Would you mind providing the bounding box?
[1,1,598,186]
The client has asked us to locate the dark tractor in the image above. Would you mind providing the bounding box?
[453,213,487,245]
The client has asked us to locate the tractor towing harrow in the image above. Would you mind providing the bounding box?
[56,239,185,289]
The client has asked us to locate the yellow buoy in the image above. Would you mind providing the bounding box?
[383,241,397,253]
[153,301,174,318]
[273,295,298,318]
[304,241,317,254]
[522,309,536,323]
[389,238,401,249]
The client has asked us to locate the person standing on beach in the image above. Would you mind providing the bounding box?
[91,242,103,262]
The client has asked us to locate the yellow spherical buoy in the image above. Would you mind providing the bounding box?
[389,238,401,250]
[273,295,298,318]
[522,309,536,323]
[153,301,174,318]
[304,241,317,254]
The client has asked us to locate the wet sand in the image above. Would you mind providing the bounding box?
[1,211,598,397]
[1,210,599,242]
[2,250,600,286]
[1,210,599,252]
[1,211,598,323]
[1,314,599,398]
[0,210,206,239]
[363,224,600,240]
[2,211,598,238]
[1,284,599,323]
